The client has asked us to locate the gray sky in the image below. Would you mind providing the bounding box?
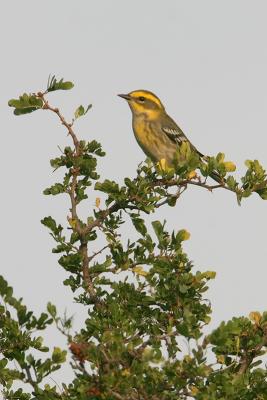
[1,0,267,387]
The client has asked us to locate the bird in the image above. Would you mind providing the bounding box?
[118,90,222,183]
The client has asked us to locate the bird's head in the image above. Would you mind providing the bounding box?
[118,90,165,118]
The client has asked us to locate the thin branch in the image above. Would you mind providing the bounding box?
[84,178,231,236]
[38,93,83,235]
[151,177,232,193]
[109,391,125,400]
[79,242,98,299]
[70,358,91,377]
[88,244,110,262]
[24,365,36,388]
[37,93,80,152]
[155,188,184,208]
[85,203,121,234]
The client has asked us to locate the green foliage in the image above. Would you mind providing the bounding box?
[242,159,267,200]
[2,78,267,399]
[0,275,67,397]
[8,94,43,115]
[47,75,74,92]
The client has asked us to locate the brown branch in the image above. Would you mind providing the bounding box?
[155,188,184,208]
[36,93,101,298]
[237,330,267,375]
[80,242,97,299]
[37,93,83,231]
[66,169,84,238]
[37,93,80,153]
[237,352,252,376]
[85,203,121,234]
[151,177,232,192]
[88,244,110,262]
[84,178,233,236]
[109,389,148,400]
[109,391,124,400]
[69,171,79,221]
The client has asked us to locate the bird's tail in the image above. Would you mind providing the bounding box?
[201,154,225,185]
[209,170,225,184]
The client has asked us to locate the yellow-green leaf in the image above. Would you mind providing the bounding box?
[179,229,191,241]
[132,266,148,277]
[223,161,236,172]
[249,311,261,325]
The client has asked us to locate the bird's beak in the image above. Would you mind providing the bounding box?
[118,93,132,101]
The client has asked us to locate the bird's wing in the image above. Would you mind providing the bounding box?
[161,116,203,157]
[162,126,189,145]
[162,115,223,184]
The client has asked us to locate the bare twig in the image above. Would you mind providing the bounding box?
[38,93,80,152]
[88,244,110,262]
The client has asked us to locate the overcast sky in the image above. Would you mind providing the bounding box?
[1,0,267,387]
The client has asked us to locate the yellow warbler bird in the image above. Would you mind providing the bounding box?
[118,90,222,182]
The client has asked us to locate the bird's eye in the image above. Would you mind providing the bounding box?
[138,96,145,102]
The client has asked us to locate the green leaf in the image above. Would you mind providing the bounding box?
[47,302,57,318]
[202,271,216,280]
[167,196,177,207]
[216,152,225,163]
[47,75,74,92]
[0,275,9,296]
[14,107,41,115]
[226,175,238,190]
[8,94,43,109]
[41,216,63,235]
[75,105,85,119]
[176,229,191,242]
[179,284,189,293]
[95,179,120,194]
[8,93,43,115]
[255,188,267,200]
[151,220,164,241]
[86,140,105,156]
[131,214,147,236]
[223,161,236,172]
[74,104,92,119]
[76,154,97,176]
[51,347,67,364]
[26,354,35,366]
[0,358,8,369]
[58,253,82,273]
[43,183,65,196]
